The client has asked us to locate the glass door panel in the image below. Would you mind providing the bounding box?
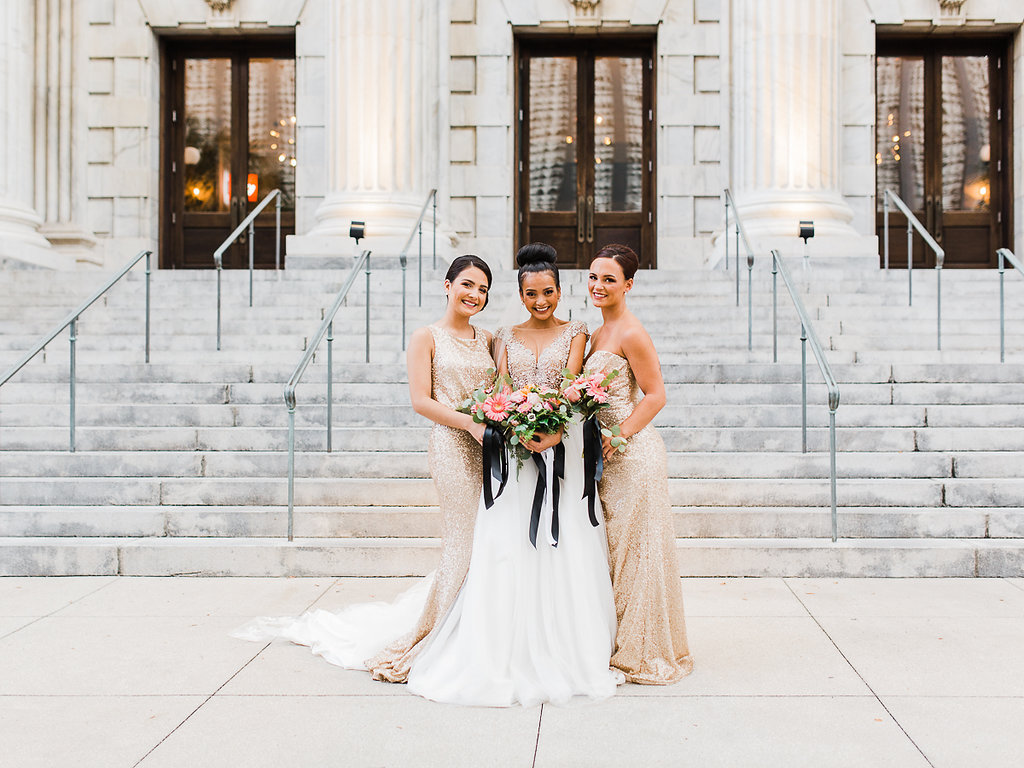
[183,59,232,213]
[248,58,297,210]
[876,57,924,211]
[593,57,643,213]
[528,57,578,213]
[941,56,990,213]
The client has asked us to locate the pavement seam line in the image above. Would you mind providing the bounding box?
[131,642,272,768]
[0,576,120,641]
[1002,577,1024,595]
[782,579,937,768]
[532,702,544,768]
[131,577,341,767]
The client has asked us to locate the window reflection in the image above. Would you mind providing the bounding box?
[941,56,990,212]
[529,57,577,212]
[875,57,924,210]
[183,59,231,212]
[248,58,297,210]
[594,57,643,213]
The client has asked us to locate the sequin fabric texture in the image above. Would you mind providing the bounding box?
[366,324,494,682]
[496,320,588,389]
[583,349,694,685]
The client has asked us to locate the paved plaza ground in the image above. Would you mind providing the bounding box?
[1,576,1022,767]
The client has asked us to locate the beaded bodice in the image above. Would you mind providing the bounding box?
[496,320,588,390]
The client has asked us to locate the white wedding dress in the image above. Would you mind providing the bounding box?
[232,321,619,707]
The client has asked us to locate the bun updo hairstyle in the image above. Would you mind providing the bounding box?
[445,254,492,309]
[515,242,560,291]
[592,243,639,281]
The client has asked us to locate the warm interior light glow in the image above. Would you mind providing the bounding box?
[278,154,286,162]
[892,135,899,142]
[290,115,297,123]
[247,173,258,202]
[595,157,602,164]
[565,136,573,144]
[603,137,611,145]
[595,115,603,124]
[192,187,201,197]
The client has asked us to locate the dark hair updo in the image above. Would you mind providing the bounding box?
[515,242,559,291]
[445,254,492,309]
[592,244,639,281]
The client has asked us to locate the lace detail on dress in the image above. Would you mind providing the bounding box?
[497,320,588,390]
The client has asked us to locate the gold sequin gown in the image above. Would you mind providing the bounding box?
[583,350,694,685]
[365,324,494,681]
[407,321,620,706]
[230,324,493,681]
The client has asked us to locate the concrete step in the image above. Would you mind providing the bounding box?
[0,535,1020,577]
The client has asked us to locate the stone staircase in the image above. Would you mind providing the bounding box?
[1,253,1023,576]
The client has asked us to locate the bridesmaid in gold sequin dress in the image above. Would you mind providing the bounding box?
[365,255,496,682]
[583,244,694,685]
[230,256,496,682]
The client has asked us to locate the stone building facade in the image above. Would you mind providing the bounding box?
[0,0,1021,271]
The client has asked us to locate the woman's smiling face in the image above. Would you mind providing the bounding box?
[520,270,560,321]
[588,257,631,307]
[446,265,489,316]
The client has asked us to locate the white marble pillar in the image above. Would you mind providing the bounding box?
[0,0,57,268]
[309,0,438,248]
[731,0,860,247]
[35,0,97,264]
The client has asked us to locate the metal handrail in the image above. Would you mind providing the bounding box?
[397,189,438,349]
[723,189,756,350]
[997,248,1024,362]
[882,189,945,349]
[0,249,152,452]
[283,249,372,540]
[213,189,282,350]
[770,249,841,542]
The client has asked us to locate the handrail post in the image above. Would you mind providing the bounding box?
[69,317,77,452]
[747,253,753,351]
[287,405,296,541]
[365,251,372,363]
[418,218,424,307]
[936,262,942,351]
[145,251,151,364]
[216,262,222,351]
[327,320,334,453]
[432,191,437,270]
[734,223,740,306]
[907,220,913,306]
[772,253,779,363]
[829,408,838,542]
[275,192,282,271]
[883,191,889,270]
[401,257,408,351]
[418,217,423,309]
[724,195,730,271]
[248,221,255,307]
[999,250,1006,362]
[800,321,808,454]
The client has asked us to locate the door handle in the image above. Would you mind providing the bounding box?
[586,195,594,243]
[577,196,585,243]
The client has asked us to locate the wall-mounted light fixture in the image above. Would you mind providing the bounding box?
[349,221,366,244]
[798,220,814,266]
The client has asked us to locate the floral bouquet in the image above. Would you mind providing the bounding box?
[561,368,626,452]
[464,378,574,469]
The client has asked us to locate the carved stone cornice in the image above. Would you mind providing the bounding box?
[205,0,235,12]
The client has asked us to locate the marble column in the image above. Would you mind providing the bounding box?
[309,0,438,248]
[35,0,97,264]
[731,0,860,246]
[0,0,57,268]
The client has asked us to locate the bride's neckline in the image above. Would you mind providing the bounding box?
[507,322,575,367]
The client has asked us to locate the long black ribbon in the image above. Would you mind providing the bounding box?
[482,423,508,509]
[528,442,565,548]
[581,416,603,528]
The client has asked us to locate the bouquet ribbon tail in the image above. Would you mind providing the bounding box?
[529,443,564,548]
[482,424,508,509]
[581,416,603,528]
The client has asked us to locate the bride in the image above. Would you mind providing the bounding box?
[406,243,619,706]
[233,245,619,707]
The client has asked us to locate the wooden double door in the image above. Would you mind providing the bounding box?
[517,38,656,269]
[875,37,1012,268]
[162,40,296,269]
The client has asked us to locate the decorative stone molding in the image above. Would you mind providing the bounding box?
[205,0,235,11]
[568,0,601,25]
[938,0,966,14]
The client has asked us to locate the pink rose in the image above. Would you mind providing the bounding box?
[564,386,582,403]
